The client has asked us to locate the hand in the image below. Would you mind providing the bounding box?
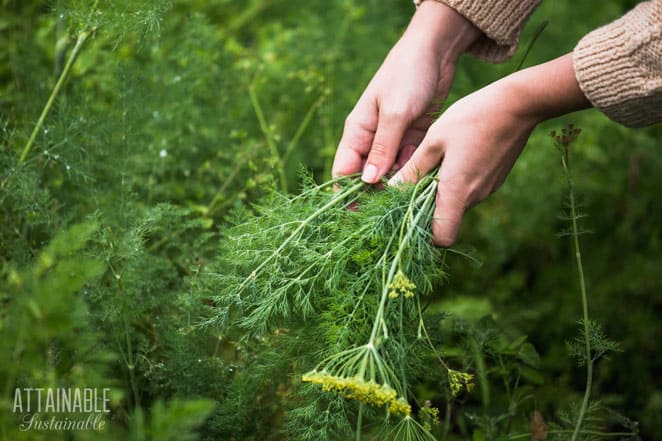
[332,1,479,184]
[389,53,592,246]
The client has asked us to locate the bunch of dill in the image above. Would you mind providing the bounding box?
[206,173,474,440]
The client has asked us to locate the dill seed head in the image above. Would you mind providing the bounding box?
[388,270,417,299]
[301,345,411,416]
[448,369,475,397]
[302,371,411,416]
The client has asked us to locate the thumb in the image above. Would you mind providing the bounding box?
[388,135,444,186]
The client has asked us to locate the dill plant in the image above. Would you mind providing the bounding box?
[208,173,475,439]
[550,126,627,441]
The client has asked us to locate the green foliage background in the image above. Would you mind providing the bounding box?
[1,0,660,440]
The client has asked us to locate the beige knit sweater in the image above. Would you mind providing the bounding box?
[415,0,662,128]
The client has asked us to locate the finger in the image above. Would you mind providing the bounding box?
[362,112,409,184]
[400,125,427,150]
[332,107,377,180]
[392,144,417,173]
[389,114,433,173]
[388,133,444,185]
[431,172,468,247]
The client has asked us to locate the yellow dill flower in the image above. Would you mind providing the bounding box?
[301,345,411,416]
[418,402,439,431]
[388,270,416,299]
[448,369,474,397]
[389,398,412,417]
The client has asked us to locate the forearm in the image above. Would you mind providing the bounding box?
[497,53,592,125]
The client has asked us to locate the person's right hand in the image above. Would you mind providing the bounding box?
[332,1,479,184]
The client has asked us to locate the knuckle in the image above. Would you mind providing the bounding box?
[402,162,421,180]
[437,179,469,207]
[380,107,409,123]
[369,142,392,161]
[343,115,358,131]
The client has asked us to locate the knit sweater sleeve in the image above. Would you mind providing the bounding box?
[573,1,662,128]
[414,0,542,63]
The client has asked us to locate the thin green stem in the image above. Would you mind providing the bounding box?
[561,145,592,441]
[226,0,273,33]
[248,83,288,192]
[206,148,253,215]
[509,430,634,440]
[109,262,140,408]
[356,404,364,441]
[416,298,450,371]
[18,30,91,165]
[283,94,324,163]
[233,181,364,297]
[514,20,548,72]
[441,400,451,441]
[470,335,490,408]
[367,179,436,345]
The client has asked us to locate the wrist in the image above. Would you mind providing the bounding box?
[500,53,592,125]
[407,1,480,66]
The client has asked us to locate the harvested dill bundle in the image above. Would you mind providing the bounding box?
[207,173,473,439]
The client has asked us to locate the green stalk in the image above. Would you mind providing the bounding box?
[441,400,452,441]
[509,430,634,440]
[226,0,273,33]
[470,336,490,407]
[561,145,592,441]
[248,83,288,192]
[368,178,436,345]
[18,30,91,165]
[282,94,324,163]
[514,20,548,72]
[356,404,364,441]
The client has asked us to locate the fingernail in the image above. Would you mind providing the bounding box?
[362,164,378,183]
[388,173,402,187]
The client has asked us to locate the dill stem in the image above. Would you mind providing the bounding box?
[441,400,452,441]
[248,83,288,192]
[368,179,436,346]
[470,336,490,407]
[509,430,633,440]
[18,30,91,165]
[416,299,450,371]
[110,262,141,408]
[356,404,364,441]
[514,20,548,72]
[282,94,324,163]
[206,149,253,215]
[562,146,592,441]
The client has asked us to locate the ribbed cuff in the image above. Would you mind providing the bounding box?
[416,0,541,63]
[573,1,662,128]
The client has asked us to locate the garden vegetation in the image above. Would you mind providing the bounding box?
[1,1,661,440]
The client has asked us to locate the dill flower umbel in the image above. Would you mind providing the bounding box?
[301,344,411,416]
[448,369,475,397]
[388,270,416,299]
